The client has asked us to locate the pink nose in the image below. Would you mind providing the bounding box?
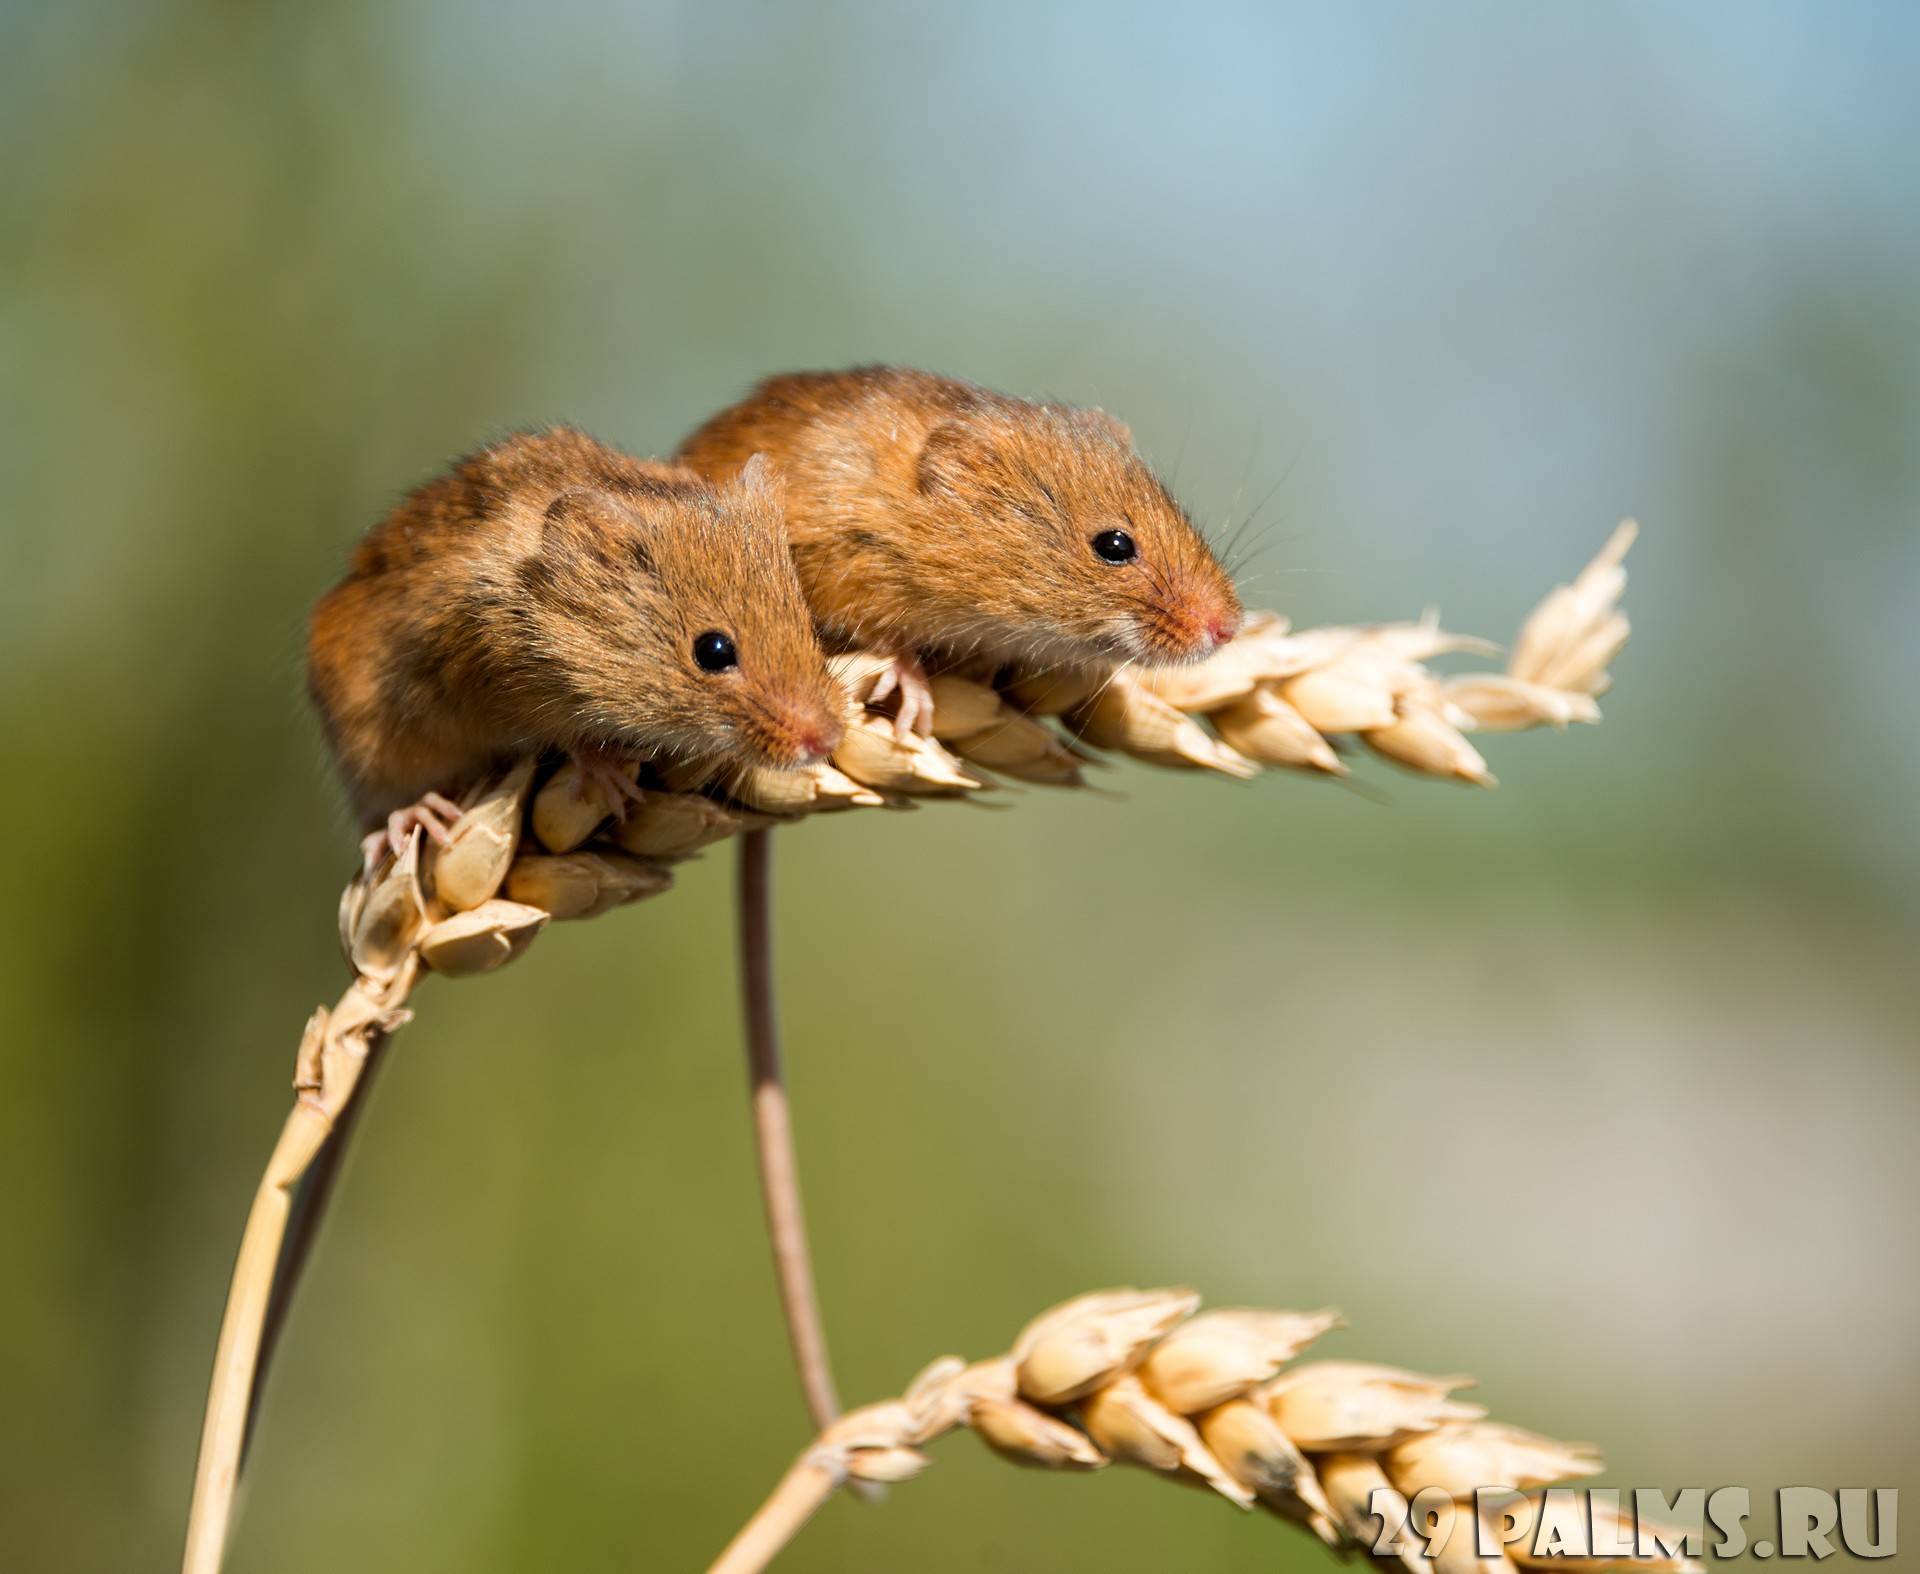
[1154,599,1240,659]
[790,710,845,762]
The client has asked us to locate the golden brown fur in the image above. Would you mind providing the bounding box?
[309,427,843,824]
[678,366,1241,672]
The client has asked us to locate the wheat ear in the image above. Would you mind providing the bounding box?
[711,1285,1699,1574]
[183,526,1635,1573]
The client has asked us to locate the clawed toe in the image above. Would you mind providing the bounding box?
[875,654,935,738]
[364,794,463,874]
[420,790,464,823]
[574,754,645,823]
[896,692,934,738]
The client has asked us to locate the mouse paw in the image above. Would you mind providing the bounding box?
[868,652,936,738]
[573,749,646,824]
[363,791,463,875]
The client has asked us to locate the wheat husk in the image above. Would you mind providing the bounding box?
[1366,702,1497,786]
[1013,1286,1199,1405]
[416,898,549,976]
[833,713,983,794]
[346,830,427,983]
[1070,669,1258,777]
[950,710,1088,784]
[1137,1306,1342,1414]
[1210,686,1348,774]
[1194,1395,1336,1531]
[923,674,1008,740]
[530,758,630,852]
[1509,521,1636,693]
[659,757,884,813]
[503,851,673,920]
[1260,1360,1484,1451]
[1077,1373,1255,1507]
[1444,674,1602,732]
[612,791,756,859]
[428,758,534,910]
[969,1395,1106,1471]
[1387,1421,1603,1500]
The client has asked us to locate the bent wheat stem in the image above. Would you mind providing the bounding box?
[737,828,843,1431]
[242,1030,391,1466]
[183,967,416,1574]
[709,1453,844,1574]
[182,1110,322,1574]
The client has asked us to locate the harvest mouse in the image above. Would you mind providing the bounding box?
[677,366,1243,733]
[308,426,845,867]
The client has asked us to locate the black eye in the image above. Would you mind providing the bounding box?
[692,630,738,672]
[1091,529,1137,564]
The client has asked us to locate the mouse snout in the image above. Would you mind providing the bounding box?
[1203,608,1242,651]
[792,717,841,764]
[1144,585,1243,662]
[754,692,846,769]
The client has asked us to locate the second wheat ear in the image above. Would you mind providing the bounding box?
[709,1286,1701,1574]
[183,525,1633,1574]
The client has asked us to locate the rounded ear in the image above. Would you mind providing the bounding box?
[916,419,994,495]
[542,487,650,569]
[542,486,617,540]
[734,451,786,507]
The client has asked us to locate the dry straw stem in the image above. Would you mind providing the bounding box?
[709,1286,1699,1574]
[183,526,1635,1573]
[736,826,845,1442]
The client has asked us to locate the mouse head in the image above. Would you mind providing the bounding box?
[527,458,845,770]
[912,399,1242,668]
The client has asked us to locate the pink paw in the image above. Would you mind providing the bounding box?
[362,791,462,874]
[868,653,935,738]
[574,752,645,823]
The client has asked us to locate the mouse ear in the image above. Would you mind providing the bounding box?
[541,487,632,560]
[543,487,614,528]
[733,452,786,507]
[916,420,997,495]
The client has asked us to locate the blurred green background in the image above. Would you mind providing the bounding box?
[3,2,1915,1569]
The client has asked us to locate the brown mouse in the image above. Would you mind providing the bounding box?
[677,366,1242,732]
[309,426,844,866]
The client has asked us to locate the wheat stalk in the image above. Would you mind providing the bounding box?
[709,1284,1699,1574]
[183,524,1636,1572]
